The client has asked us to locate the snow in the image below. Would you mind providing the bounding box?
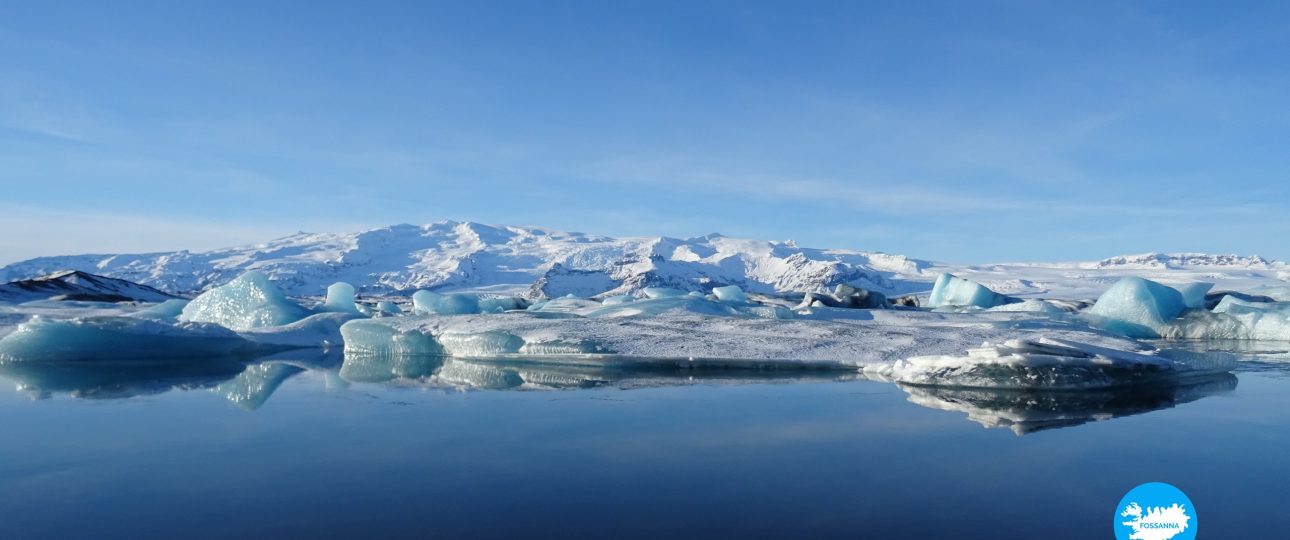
[179,271,311,331]
[1086,277,1188,338]
[0,270,178,303]
[926,273,1017,309]
[2,222,1285,307]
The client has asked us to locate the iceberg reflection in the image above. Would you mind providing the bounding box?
[895,374,1238,435]
[339,352,861,389]
[0,359,245,400]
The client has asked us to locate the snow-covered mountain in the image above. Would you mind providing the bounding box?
[1,221,1285,300]
[0,270,179,303]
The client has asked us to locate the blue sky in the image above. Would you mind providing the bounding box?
[2,0,1288,264]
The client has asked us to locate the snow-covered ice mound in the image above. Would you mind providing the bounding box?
[866,337,1233,389]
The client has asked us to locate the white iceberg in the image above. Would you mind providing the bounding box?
[1086,277,1188,338]
[179,271,310,331]
[927,273,1016,309]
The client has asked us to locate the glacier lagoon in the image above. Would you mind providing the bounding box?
[0,343,1288,538]
[4,244,1290,537]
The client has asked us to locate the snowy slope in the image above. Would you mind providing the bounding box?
[0,270,179,303]
[0,220,1285,299]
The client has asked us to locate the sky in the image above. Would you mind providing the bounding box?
[2,0,1289,264]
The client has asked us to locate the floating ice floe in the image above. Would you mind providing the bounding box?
[0,316,249,362]
[927,273,1017,309]
[179,271,311,330]
[865,337,1233,389]
[411,290,484,315]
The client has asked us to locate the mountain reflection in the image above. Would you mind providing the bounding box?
[894,374,1238,435]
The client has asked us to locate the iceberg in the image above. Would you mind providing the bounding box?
[1087,277,1188,338]
[320,282,363,315]
[987,299,1065,315]
[581,295,740,318]
[926,273,1017,309]
[179,271,310,331]
[1171,282,1214,309]
[0,316,248,362]
[831,284,888,309]
[478,296,526,313]
[411,290,481,315]
[711,285,749,304]
[340,318,443,357]
[641,287,688,299]
[437,331,525,356]
[1164,299,1290,341]
[130,299,191,321]
[600,295,634,306]
[375,301,403,316]
[411,290,441,315]
[865,337,1232,390]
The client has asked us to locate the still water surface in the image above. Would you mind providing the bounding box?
[0,349,1287,539]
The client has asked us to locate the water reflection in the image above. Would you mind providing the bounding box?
[0,359,245,400]
[0,349,1247,434]
[339,353,863,390]
[894,374,1238,435]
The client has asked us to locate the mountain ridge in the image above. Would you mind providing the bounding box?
[1,221,1284,299]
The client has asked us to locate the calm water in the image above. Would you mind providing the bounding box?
[1,349,1288,539]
